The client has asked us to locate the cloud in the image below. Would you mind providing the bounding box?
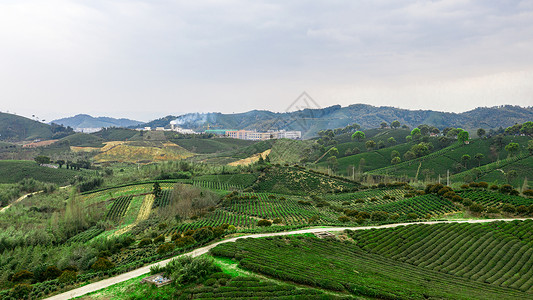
[0,1,532,121]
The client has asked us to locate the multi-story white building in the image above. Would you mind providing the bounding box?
[225,129,301,141]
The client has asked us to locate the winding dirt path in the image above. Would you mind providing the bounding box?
[46,218,531,300]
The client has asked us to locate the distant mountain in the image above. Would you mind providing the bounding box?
[51,114,143,131]
[0,112,74,141]
[138,104,533,138]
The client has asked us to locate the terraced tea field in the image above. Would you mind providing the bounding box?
[212,221,533,299]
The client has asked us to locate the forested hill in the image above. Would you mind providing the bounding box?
[0,112,73,141]
[51,114,143,130]
[140,104,533,138]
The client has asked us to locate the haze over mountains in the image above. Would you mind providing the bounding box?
[2,104,532,141]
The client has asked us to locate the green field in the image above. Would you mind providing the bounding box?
[211,222,533,299]
[0,160,85,184]
[173,138,256,154]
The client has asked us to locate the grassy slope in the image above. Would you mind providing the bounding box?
[60,133,104,147]
[0,160,83,184]
[0,112,53,141]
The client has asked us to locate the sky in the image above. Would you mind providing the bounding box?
[0,0,532,122]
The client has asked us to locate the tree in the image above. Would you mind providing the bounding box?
[326,156,338,170]
[405,135,412,142]
[474,153,484,167]
[365,140,376,151]
[505,142,520,157]
[34,155,50,165]
[477,128,486,138]
[521,121,533,136]
[457,129,469,143]
[390,150,400,159]
[391,157,401,165]
[391,120,400,129]
[329,147,339,157]
[403,151,416,161]
[152,182,162,200]
[377,140,386,149]
[411,128,421,139]
[351,131,365,141]
[417,124,430,136]
[461,154,471,168]
[387,137,396,145]
[56,160,65,168]
[380,122,388,129]
[506,170,518,183]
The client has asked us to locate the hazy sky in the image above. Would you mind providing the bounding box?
[1,1,532,122]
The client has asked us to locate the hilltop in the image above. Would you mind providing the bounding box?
[0,112,73,141]
[51,114,143,131]
[137,104,533,138]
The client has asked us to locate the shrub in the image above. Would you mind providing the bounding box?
[469,203,484,213]
[517,205,528,214]
[157,242,175,254]
[139,238,152,247]
[342,201,350,206]
[204,278,217,286]
[218,278,228,286]
[10,284,32,300]
[358,212,370,219]
[11,270,34,282]
[500,184,514,194]
[193,227,214,241]
[184,229,195,236]
[338,216,350,223]
[308,216,319,224]
[451,195,463,202]
[43,266,62,280]
[462,198,473,206]
[390,213,400,220]
[273,218,282,224]
[150,264,166,275]
[344,209,358,217]
[57,270,77,284]
[91,257,114,271]
[502,204,516,213]
[486,207,500,214]
[165,256,221,285]
[489,185,499,190]
[371,211,388,221]
[175,236,196,248]
[354,199,365,204]
[153,235,165,244]
[257,219,273,227]
[523,189,533,197]
[478,182,489,189]
[407,213,418,220]
[227,225,236,231]
[171,233,181,241]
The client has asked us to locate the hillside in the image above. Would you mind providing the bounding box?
[0,160,83,184]
[0,112,58,141]
[51,114,143,130]
[139,105,533,138]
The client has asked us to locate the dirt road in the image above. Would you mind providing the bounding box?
[46,218,530,300]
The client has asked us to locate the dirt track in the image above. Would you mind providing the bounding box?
[46,218,531,300]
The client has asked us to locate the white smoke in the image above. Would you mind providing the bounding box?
[172,113,208,126]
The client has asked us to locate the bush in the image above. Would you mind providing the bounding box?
[523,189,533,197]
[57,270,77,284]
[469,203,484,213]
[227,225,236,231]
[486,207,500,214]
[150,264,166,275]
[11,270,34,282]
[500,184,514,194]
[344,209,358,217]
[517,205,528,214]
[171,233,181,241]
[502,203,516,214]
[218,278,228,286]
[338,216,350,223]
[166,256,221,285]
[43,266,62,280]
[91,257,114,271]
[390,213,400,220]
[273,218,282,224]
[175,236,196,248]
[204,278,217,286]
[354,199,365,204]
[157,243,175,254]
[490,185,499,190]
[139,238,152,247]
[371,211,388,221]
[257,219,272,227]
[462,198,473,206]
[358,212,370,219]
[153,235,165,244]
[192,227,214,241]
[407,213,418,220]
[10,284,32,300]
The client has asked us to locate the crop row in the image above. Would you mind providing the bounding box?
[360,194,458,217]
[67,226,104,243]
[350,221,533,292]
[458,190,533,207]
[323,188,406,205]
[151,189,172,209]
[192,180,244,191]
[105,196,133,222]
[211,234,526,299]
[167,210,257,235]
[450,152,530,182]
[222,193,339,225]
